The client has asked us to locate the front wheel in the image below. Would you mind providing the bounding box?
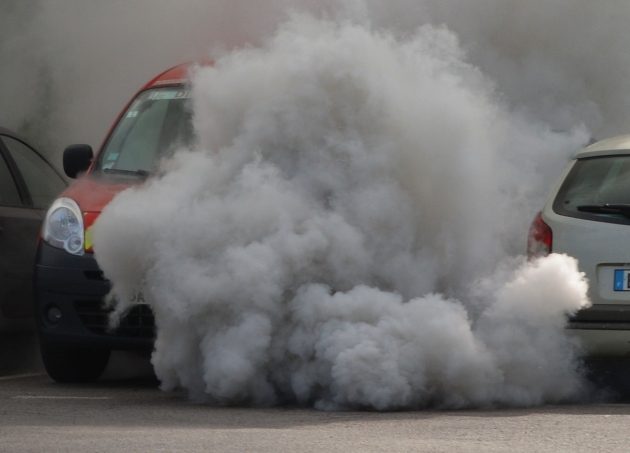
[40,341,110,383]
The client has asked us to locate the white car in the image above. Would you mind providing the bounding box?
[529,135,630,357]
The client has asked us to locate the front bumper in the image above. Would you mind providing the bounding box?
[34,241,153,351]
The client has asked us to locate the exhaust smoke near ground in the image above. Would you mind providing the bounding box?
[93,16,593,409]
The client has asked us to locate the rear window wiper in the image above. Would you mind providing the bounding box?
[102,168,150,178]
[577,204,630,218]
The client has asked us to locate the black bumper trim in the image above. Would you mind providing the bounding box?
[34,241,154,351]
[568,322,630,331]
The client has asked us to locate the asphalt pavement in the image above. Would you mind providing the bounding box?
[3,335,630,453]
[3,372,630,453]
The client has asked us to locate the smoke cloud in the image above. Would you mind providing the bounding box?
[0,0,302,156]
[92,16,593,409]
[3,1,630,158]
[4,0,626,409]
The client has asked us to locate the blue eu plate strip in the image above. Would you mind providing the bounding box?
[615,270,625,291]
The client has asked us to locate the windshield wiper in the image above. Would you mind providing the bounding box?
[577,203,630,218]
[102,168,150,177]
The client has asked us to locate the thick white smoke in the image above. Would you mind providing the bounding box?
[3,1,630,156]
[93,17,591,409]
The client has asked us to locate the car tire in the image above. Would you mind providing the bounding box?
[40,341,110,383]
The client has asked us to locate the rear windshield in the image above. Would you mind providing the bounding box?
[553,155,630,225]
[96,87,194,175]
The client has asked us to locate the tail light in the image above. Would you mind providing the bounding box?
[527,211,552,259]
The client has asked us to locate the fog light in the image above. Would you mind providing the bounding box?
[46,306,63,324]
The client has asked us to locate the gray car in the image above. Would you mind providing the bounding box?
[0,128,66,331]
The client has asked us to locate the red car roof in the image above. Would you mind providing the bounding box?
[142,59,213,89]
[143,63,190,89]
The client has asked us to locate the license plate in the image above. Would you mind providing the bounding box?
[130,292,147,304]
[614,270,630,291]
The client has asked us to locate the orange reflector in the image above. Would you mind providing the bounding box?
[83,212,100,253]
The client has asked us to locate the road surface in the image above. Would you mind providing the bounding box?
[2,349,630,453]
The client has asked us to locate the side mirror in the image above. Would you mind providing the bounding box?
[63,144,93,179]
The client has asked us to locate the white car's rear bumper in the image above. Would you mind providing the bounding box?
[568,327,630,357]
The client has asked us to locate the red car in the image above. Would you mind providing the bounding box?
[35,64,195,382]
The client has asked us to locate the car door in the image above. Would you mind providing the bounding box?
[0,131,66,318]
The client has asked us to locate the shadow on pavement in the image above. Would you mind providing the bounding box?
[0,330,43,376]
[585,358,630,402]
[0,320,155,381]
[100,350,156,382]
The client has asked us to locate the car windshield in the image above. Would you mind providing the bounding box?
[554,155,630,223]
[96,87,194,175]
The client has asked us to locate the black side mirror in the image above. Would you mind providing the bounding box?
[63,144,93,178]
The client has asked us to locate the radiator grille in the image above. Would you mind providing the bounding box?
[74,300,155,339]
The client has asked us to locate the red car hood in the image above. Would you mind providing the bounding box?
[60,176,137,252]
[61,176,134,213]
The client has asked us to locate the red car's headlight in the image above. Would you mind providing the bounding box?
[42,198,85,256]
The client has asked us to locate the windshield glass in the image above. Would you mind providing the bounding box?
[553,155,630,224]
[97,87,194,174]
